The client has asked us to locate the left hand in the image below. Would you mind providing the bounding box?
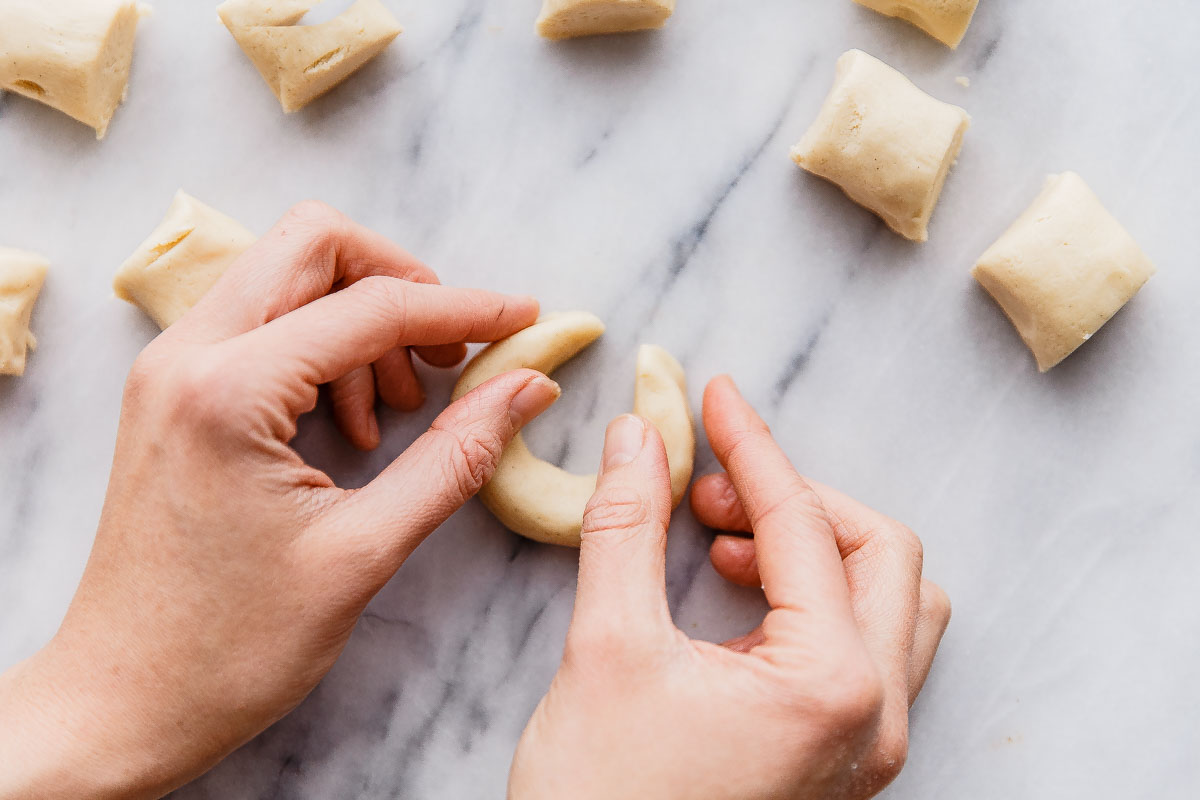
[0,201,556,800]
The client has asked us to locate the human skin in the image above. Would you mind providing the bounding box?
[0,201,559,799]
[0,204,948,799]
[509,377,951,800]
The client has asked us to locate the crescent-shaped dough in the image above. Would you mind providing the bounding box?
[452,312,695,547]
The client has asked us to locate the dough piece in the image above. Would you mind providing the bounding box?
[853,0,979,49]
[972,172,1156,372]
[536,0,675,40]
[452,312,695,547]
[0,1,150,139]
[790,49,970,243]
[218,0,402,113]
[0,248,49,377]
[113,191,257,329]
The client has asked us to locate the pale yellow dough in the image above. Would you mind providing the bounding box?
[452,312,695,547]
[536,0,675,40]
[218,0,402,113]
[0,0,150,138]
[790,49,970,243]
[113,191,258,330]
[972,172,1156,372]
[853,0,979,49]
[0,248,49,377]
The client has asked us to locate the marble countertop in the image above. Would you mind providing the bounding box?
[3,1,1199,797]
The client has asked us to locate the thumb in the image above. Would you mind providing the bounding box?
[326,369,560,582]
[569,415,675,654]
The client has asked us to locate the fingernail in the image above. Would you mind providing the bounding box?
[367,412,380,445]
[601,414,646,472]
[509,375,560,428]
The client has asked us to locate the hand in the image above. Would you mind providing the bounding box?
[0,202,559,799]
[509,375,950,800]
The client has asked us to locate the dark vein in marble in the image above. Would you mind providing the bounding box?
[640,56,818,324]
[577,126,614,168]
[771,314,830,403]
[973,35,1002,71]
[406,1,486,75]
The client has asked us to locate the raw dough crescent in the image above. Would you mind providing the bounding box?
[452,311,695,547]
[0,0,150,138]
[218,0,402,113]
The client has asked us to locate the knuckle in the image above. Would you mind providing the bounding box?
[165,353,240,429]
[884,522,924,569]
[867,729,910,785]
[812,654,886,731]
[923,580,952,625]
[284,199,345,230]
[124,349,163,398]
[582,486,654,537]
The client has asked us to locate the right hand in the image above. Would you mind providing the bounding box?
[509,375,950,800]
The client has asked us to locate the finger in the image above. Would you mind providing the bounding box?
[235,280,538,410]
[721,625,765,654]
[702,375,854,626]
[414,342,467,368]
[373,347,424,412]
[691,472,752,532]
[709,534,760,588]
[701,469,925,710]
[321,370,561,591]
[570,415,675,651]
[908,580,951,706]
[183,201,441,339]
[329,366,380,450]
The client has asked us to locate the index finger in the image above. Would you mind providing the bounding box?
[183,201,440,340]
[236,277,539,389]
[702,375,856,626]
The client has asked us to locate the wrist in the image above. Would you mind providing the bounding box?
[0,640,164,800]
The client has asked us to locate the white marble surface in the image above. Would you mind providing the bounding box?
[3,0,1199,797]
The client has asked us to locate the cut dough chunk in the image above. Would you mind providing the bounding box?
[536,0,675,40]
[114,191,257,329]
[790,49,970,243]
[0,0,150,138]
[853,0,979,49]
[972,172,1156,372]
[0,248,49,377]
[452,312,695,547]
[218,0,402,113]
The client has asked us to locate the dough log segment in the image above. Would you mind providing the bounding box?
[536,0,675,40]
[972,172,1156,372]
[452,312,695,547]
[217,0,403,113]
[113,191,258,330]
[853,0,979,49]
[0,248,50,377]
[0,0,150,139]
[790,49,970,243]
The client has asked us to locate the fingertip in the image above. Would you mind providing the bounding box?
[508,372,561,428]
[710,534,762,588]
[600,414,647,473]
[415,343,467,368]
